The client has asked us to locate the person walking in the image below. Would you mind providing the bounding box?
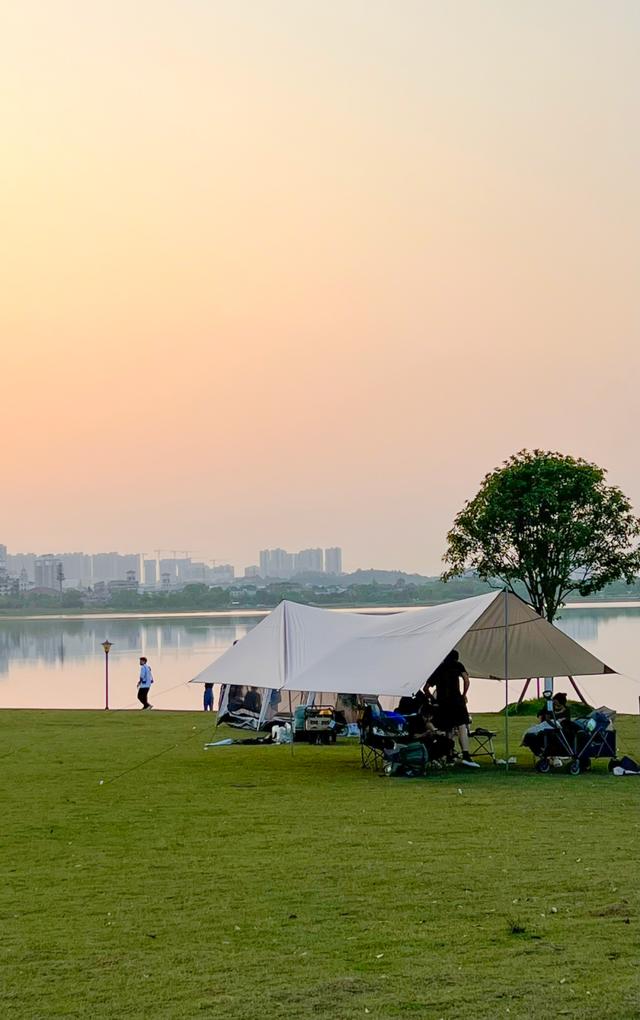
[203,682,214,712]
[138,656,154,709]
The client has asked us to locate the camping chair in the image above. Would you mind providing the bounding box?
[468,724,497,764]
[359,704,408,771]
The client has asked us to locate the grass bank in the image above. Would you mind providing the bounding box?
[1,711,639,1019]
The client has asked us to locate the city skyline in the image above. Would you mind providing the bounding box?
[0,543,345,587]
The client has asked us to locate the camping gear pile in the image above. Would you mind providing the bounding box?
[359,703,455,775]
[528,707,617,775]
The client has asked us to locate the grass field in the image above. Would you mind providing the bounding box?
[1,710,639,1020]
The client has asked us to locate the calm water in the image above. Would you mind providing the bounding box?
[1,605,639,713]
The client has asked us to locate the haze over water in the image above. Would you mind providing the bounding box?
[1,605,638,714]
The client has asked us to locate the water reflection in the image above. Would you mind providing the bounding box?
[0,617,251,674]
[554,607,640,713]
[555,612,599,643]
[0,607,638,713]
[0,615,264,711]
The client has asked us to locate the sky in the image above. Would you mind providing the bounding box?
[2,0,639,574]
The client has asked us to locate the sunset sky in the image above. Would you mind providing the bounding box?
[2,1,639,573]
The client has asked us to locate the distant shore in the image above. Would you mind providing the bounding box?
[2,598,640,622]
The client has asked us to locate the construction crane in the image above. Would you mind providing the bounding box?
[149,548,200,582]
[143,549,228,585]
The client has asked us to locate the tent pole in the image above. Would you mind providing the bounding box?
[282,600,289,687]
[568,676,588,705]
[213,683,226,736]
[517,678,531,705]
[283,602,294,755]
[288,689,294,757]
[504,590,510,771]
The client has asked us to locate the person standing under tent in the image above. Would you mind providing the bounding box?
[243,686,262,713]
[137,656,154,710]
[426,649,479,767]
[203,682,214,712]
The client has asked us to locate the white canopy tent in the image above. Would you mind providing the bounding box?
[192,592,616,760]
[193,591,614,697]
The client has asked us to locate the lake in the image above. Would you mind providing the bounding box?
[0,605,639,713]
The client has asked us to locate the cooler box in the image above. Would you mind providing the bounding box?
[293,706,338,743]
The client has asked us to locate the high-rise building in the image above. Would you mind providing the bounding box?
[211,564,235,584]
[59,552,92,588]
[259,548,295,578]
[92,552,123,583]
[7,553,36,582]
[143,560,158,585]
[0,567,14,595]
[294,548,324,574]
[35,555,61,589]
[244,565,259,578]
[0,544,6,570]
[258,546,343,577]
[324,547,343,574]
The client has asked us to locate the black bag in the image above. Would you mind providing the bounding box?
[610,755,640,774]
[387,741,428,777]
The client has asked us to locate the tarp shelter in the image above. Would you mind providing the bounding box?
[193,592,614,693]
[192,591,616,756]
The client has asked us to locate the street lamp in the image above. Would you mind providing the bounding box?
[102,640,113,710]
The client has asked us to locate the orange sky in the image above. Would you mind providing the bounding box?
[2,1,639,573]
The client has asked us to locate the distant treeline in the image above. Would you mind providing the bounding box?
[2,572,640,615]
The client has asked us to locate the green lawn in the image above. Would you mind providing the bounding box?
[1,710,639,1020]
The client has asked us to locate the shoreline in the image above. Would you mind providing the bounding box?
[1,598,640,623]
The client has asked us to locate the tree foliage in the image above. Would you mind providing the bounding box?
[443,450,640,621]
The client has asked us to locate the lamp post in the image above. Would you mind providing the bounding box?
[102,640,112,710]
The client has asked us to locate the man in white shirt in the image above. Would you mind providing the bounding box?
[138,656,154,710]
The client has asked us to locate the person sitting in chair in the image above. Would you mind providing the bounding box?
[396,693,455,763]
[522,692,571,756]
[415,700,455,763]
[227,685,246,711]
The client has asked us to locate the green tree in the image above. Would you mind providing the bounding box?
[443,450,640,621]
[60,589,83,609]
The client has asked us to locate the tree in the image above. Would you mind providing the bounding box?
[443,450,640,621]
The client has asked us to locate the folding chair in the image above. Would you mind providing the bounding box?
[359,704,406,772]
[468,726,497,764]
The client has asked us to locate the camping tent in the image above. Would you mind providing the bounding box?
[192,601,380,730]
[192,592,616,756]
[193,591,614,697]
